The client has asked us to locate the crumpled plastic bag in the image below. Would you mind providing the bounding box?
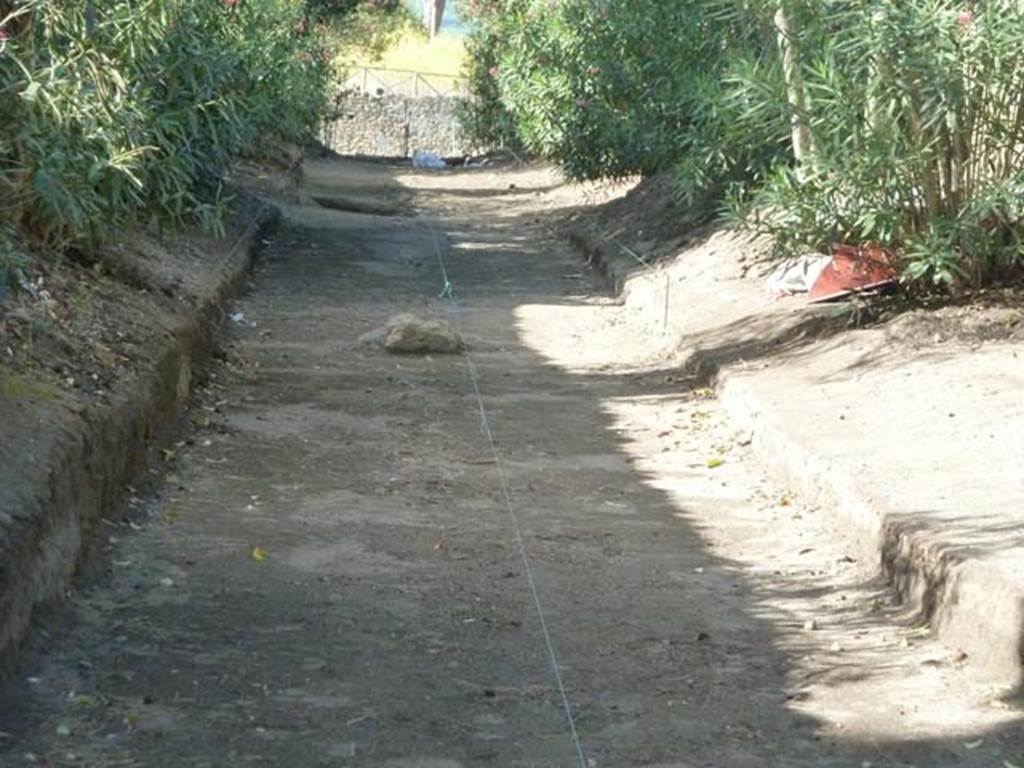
[412,150,446,170]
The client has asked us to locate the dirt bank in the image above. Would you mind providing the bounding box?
[0,161,294,671]
[568,171,1024,689]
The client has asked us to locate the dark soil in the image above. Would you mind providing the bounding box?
[0,183,272,408]
[881,288,1024,348]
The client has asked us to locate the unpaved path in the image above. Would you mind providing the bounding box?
[2,158,1021,767]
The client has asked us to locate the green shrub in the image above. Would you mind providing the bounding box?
[0,0,331,249]
[464,0,1024,290]
[322,0,414,63]
[723,0,1024,287]
[461,0,763,182]
[458,10,519,152]
[673,50,790,209]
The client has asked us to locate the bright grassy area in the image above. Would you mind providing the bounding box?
[345,30,466,77]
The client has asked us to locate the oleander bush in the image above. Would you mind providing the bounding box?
[0,0,331,249]
[732,0,1024,287]
[463,0,1024,289]
[461,0,768,182]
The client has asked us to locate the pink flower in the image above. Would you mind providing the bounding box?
[488,66,498,77]
[223,0,238,7]
[956,10,973,27]
[295,19,306,34]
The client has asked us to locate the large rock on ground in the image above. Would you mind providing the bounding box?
[362,313,461,355]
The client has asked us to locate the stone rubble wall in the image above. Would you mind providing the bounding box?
[322,94,479,159]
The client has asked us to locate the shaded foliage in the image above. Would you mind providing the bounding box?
[461,0,773,182]
[0,0,335,251]
[462,0,1024,289]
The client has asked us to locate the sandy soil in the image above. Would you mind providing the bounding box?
[0,157,1021,767]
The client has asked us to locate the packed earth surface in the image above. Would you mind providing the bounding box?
[2,157,1023,767]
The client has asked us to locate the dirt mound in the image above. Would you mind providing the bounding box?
[564,172,720,269]
[881,289,1024,348]
[564,169,1024,351]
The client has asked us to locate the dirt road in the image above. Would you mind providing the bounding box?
[1,157,1021,767]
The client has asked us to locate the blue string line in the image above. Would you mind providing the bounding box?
[425,216,588,768]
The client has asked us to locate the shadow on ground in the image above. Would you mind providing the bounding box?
[0,156,1020,767]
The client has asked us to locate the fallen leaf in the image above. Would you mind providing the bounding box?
[706,458,724,469]
[252,546,267,562]
[963,740,983,750]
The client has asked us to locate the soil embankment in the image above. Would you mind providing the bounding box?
[0,163,294,670]
[571,171,1024,689]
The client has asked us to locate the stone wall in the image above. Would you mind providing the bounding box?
[322,94,477,159]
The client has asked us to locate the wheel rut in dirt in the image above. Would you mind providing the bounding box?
[1,157,1021,767]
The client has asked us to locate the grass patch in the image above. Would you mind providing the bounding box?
[0,369,60,402]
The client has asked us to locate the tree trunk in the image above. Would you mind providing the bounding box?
[774,5,814,176]
[424,0,446,38]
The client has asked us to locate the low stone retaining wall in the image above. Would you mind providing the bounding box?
[321,94,477,159]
